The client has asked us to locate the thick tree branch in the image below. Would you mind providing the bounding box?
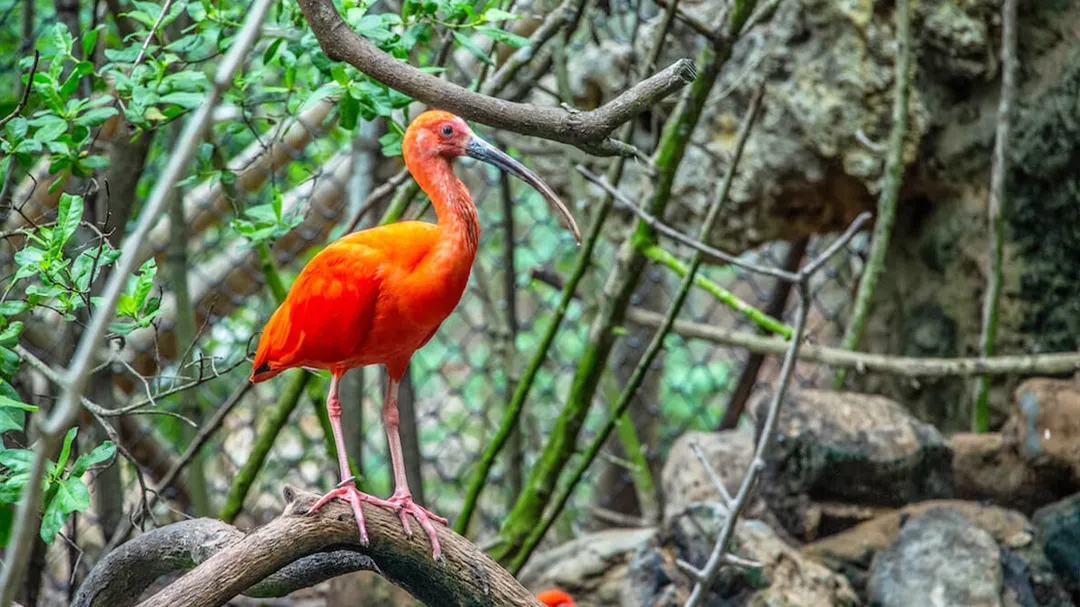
[81,487,543,607]
[296,0,695,155]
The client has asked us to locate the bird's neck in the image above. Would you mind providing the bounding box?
[409,157,480,256]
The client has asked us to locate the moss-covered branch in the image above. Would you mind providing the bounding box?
[832,0,911,389]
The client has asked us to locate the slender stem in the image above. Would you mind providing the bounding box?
[973,0,1017,432]
[639,244,792,337]
[0,1,275,600]
[509,83,766,573]
[833,0,911,389]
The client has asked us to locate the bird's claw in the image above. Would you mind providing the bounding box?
[385,490,448,560]
[309,484,447,560]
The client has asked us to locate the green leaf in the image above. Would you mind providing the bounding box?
[452,31,494,66]
[0,396,37,414]
[40,477,90,543]
[132,259,157,310]
[159,92,204,109]
[483,8,519,22]
[31,116,68,144]
[299,82,344,112]
[476,26,530,48]
[0,474,28,503]
[75,106,118,127]
[0,301,28,317]
[81,26,101,58]
[54,427,78,478]
[354,15,395,43]
[0,408,25,435]
[263,38,284,64]
[52,22,75,57]
[70,442,115,477]
[0,322,23,348]
[5,117,28,141]
[50,194,83,260]
[0,449,34,474]
[339,95,360,130]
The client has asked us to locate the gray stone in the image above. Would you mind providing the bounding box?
[1033,492,1080,599]
[756,389,953,540]
[661,429,754,525]
[868,507,1003,607]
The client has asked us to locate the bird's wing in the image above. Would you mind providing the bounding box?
[250,222,438,381]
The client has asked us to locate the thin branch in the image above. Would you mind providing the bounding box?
[0,1,277,600]
[480,0,585,96]
[684,213,865,607]
[973,0,1018,432]
[509,80,767,573]
[0,50,38,130]
[576,165,798,282]
[104,383,252,554]
[296,0,696,156]
[689,441,734,509]
[833,0,911,389]
[127,0,176,76]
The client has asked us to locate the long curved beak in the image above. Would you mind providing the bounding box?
[466,136,582,244]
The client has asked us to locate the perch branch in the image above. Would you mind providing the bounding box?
[973,0,1017,432]
[121,487,541,607]
[833,0,911,389]
[0,51,38,130]
[295,0,696,155]
[0,2,276,600]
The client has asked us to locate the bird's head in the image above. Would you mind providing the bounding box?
[535,589,577,606]
[404,110,582,244]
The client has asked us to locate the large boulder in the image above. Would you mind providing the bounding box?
[661,428,755,525]
[755,389,953,540]
[804,500,1070,605]
[951,431,1077,515]
[1033,491,1080,599]
[868,507,1004,607]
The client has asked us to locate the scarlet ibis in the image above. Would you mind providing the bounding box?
[536,589,577,606]
[250,110,581,559]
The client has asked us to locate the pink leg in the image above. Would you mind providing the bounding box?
[308,372,398,546]
[382,375,447,559]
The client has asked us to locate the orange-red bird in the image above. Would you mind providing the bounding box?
[249,110,581,559]
[536,589,577,606]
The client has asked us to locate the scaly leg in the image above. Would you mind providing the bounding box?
[382,375,447,559]
[308,372,399,546]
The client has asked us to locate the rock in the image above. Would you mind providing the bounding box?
[868,507,1003,607]
[628,503,858,606]
[661,428,754,525]
[951,431,1077,515]
[805,500,1071,605]
[1003,378,1080,484]
[1033,492,1080,598]
[518,527,657,607]
[756,389,953,540]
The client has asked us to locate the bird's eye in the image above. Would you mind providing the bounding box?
[441,124,454,137]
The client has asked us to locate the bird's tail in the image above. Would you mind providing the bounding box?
[250,310,288,383]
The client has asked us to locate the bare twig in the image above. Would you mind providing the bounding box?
[481,0,586,96]
[832,0,911,389]
[0,50,38,130]
[689,441,734,509]
[973,0,1018,432]
[683,212,868,607]
[128,0,177,76]
[296,0,696,156]
[0,2,276,600]
[576,166,800,282]
[104,383,252,554]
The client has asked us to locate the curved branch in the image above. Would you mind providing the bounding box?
[75,516,373,607]
[296,0,696,155]
[79,487,542,607]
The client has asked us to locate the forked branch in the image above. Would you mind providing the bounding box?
[296,0,696,155]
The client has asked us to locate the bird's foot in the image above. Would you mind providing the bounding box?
[307,483,395,547]
[384,489,448,560]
